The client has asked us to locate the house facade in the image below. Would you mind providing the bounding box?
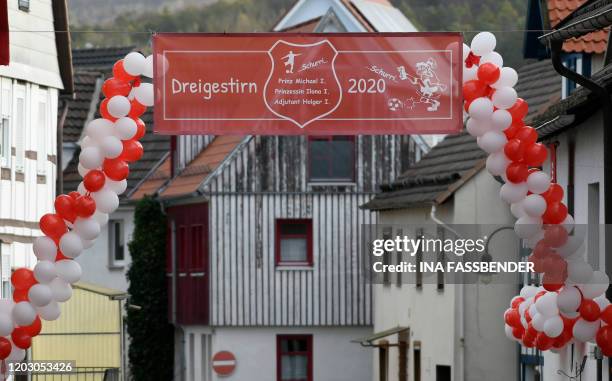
[0,0,72,297]
[129,1,429,380]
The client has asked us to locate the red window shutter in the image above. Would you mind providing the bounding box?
[0,0,8,66]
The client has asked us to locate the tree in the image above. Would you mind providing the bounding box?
[126,196,173,381]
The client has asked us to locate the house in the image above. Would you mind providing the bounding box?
[31,281,127,380]
[129,1,428,380]
[0,0,72,297]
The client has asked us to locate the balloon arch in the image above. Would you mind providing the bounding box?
[0,32,610,366]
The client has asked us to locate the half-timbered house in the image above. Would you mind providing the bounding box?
[130,1,428,379]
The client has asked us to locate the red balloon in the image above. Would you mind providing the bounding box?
[75,195,96,218]
[534,290,547,301]
[524,143,548,167]
[128,99,146,118]
[602,345,612,357]
[39,213,67,239]
[133,118,146,140]
[103,158,130,181]
[504,120,524,139]
[543,225,568,247]
[102,78,131,98]
[504,139,525,162]
[463,80,489,101]
[11,327,32,349]
[542,279,564,292]
[515,126,538,145]
[511,297,525,309]
[543,184,564,203]
[506,162,529,183]
[528,253,546,273]
[553,329,572,349]
[23,316,42,337]
[533,241,554,257]
[464,99,473,113]
[477,62,501,85]
[535,332,554,350]
[508,98,529,121]
[120,139,144,162]
[83,169,106,192]
[68,191,81,200]
[11,268,36,290]
[601,305,612,325]
[596,325,612,349]
[56,251,69,261]
[13,288,28,302]
[100,98,118,122]
[512,326,525,340]
[54,194,77,223]
[543,202,568,224]
[112,60,137,82]
[579,299,601,322]
[0,338,11,360]
[504,308,521,327]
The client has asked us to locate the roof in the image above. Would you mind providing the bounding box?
[278,16,322,32]
[362,133,487,211]
[60,71,101,144]
[547,0,609,53]
[129,154,171,200]
[348,0,417,32]
[61,47,170,198]
[73,281,127,300]
[351,326,409,345]
[515,59,562,123]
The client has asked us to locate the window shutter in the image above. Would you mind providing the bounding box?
[36,93,47,174]
[14,92,25,172]
[1,253,10,281]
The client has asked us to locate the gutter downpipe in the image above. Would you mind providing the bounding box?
[430,204,464,381]
[549,39,612,381]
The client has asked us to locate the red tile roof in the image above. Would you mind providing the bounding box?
[130,155,171,201]
[547,0,609,54]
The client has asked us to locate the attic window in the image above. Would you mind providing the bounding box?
[18,0,29,12]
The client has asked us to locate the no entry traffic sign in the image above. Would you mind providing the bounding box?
[153,33,463,135]
[212,350,236,376]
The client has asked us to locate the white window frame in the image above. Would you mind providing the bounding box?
[0,80,10,168]
[108,219,126,268]
[13,84,26,173]
[36,90,48,175]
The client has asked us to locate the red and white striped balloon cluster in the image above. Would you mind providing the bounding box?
[0,52,154,364]
[463,32,612,354]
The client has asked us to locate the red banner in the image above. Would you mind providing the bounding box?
[153,33,463,135]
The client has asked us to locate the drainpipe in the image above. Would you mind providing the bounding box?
[56,100,68,196]
[549,39,612,381]
[430,205,464,381]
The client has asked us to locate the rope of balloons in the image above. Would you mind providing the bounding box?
[0,52,154,367]
[463,32,612,354]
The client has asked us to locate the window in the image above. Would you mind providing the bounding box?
[36,94,47,174]
[308,136,355,182]
[109,220,125,267]
[277,335,312,381]
[18,0,29,12]
[436,365,451,381]
[562,53,591,99]
[413,346,421,381]
[0,118,8,167]
[275,219,312,266]
[14,87,25,172]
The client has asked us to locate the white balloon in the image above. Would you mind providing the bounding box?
[12,302,36,326]
[77,163,90,177]
[123,52,146,76]
[594,295,611,311]
[480,51,503,67]
[143,54,154,78]
[80,135,94,149]
[522,194,547,217]
[463,65,478,82]
[557,286,582,313]
[0,299,15,315]
[106,178,128,195]
[466,118,487,137]
[532,312,546,331]
[471,32,496,56]
[7,345,25,361]
[561,310,580,319]
[573,318,599,342]
[114,117,137,140]
[108,96,131,118]
[544,316,564,338]
[510,201,526,219]
[468,97,494,120]
[581,270,610,299]
[527,171,551,194]
[504,324,515,340]
[92,188,119,214]
[77,181,87,195]
[0,313,13,336]
[500,181,528,204]
[79,146,103,169]
[492,67,518,89]
[557,235,584,258]
[492,87,518,110]
[134,83,154,107]
[101,135,123,159]
[525,231,545,249]
[520,286,538,299]
[478,131,507,154]
[486,151,510,176]
[86,118,114,142]
[93,210,109,226]
[49,278,73,303]
[82,239,95,249]
[28,284,53,307]
[33,236,57,261]
[515,216,543,239]
[74,217,101,241]
[535,292,559,317]
[562,214,575,234]
[491,109,512,131]
[55,260,82,284]
[462,43,471,61]
[59,231,84,259]
[37,300,61,321]
[568,261,594,284]
[34,260,56,284]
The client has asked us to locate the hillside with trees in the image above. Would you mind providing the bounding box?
[71,0,528,66]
